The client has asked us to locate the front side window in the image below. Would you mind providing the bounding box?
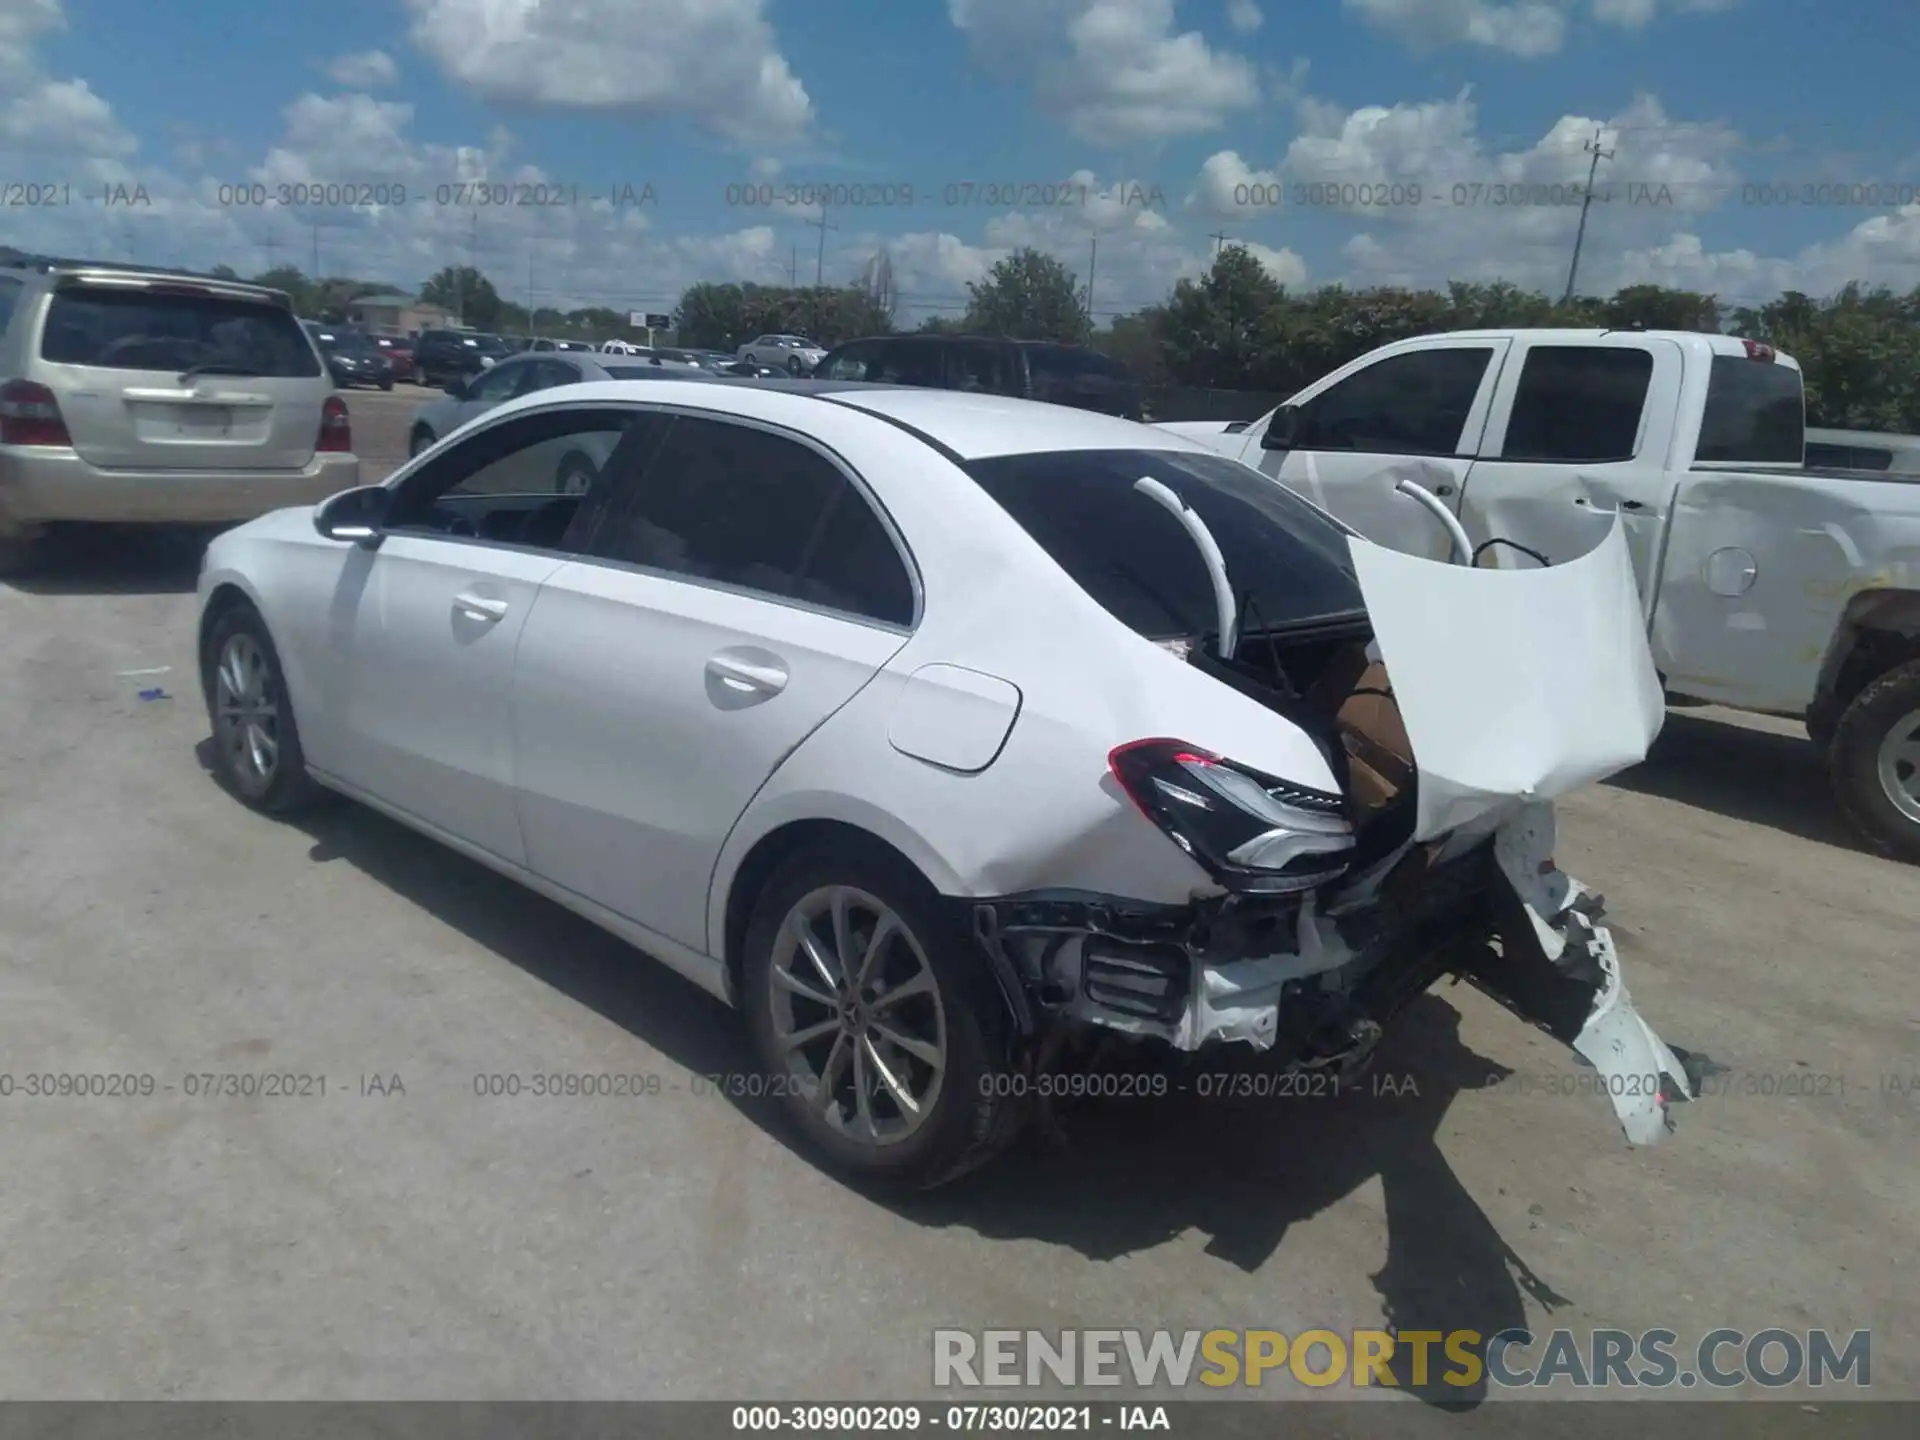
[40,286,321,376]
[822,342,880,380]
[385,406,662,552]
[1501,346,1654,462]
[589,415,914,624]
[1294,346,1494,456]
[967,448,1363,642]
[466,362,527,402]
[948,342,1008,393]
[874,340,944,388]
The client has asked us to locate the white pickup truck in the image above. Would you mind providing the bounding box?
[1162,329,1920,861]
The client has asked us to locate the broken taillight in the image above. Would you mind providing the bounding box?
[1108,738,1355,894]
[1741,339,1776,362]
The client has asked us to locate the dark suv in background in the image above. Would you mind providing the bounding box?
[412,328,512,388]
[813,334,1143,418]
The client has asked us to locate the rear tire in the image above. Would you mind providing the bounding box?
[740,843,1023,1189]
[379,378,394,392]
[1829,658,1920,863]
[201,604,325,815]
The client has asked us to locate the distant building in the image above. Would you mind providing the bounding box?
[347,293,453,336]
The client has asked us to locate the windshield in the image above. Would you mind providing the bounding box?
[967,448,1364,641]
[42,286,321,376]
[1697,354,1805,464]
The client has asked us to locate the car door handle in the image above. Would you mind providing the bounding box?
[452,591,509,622]
[706,651,788,696]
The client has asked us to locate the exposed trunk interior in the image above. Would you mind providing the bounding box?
[1185,616,1420,867]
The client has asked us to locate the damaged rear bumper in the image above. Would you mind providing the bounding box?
[970,802,1694,1146]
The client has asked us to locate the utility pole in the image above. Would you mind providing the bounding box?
[310,221,320,279]
[1085,236,1097,327]
[1208,230,1231,256]
[263,225,278,273]
[1562,126,1616,304]
[789,246,798,286]
[807,211,837,286]
[527,248,535,336]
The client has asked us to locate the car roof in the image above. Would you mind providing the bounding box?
[480,377,1199,461]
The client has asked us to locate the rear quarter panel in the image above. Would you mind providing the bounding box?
[1653,470,1920,712]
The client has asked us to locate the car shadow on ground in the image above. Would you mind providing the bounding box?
[897,995,1568,1409]
[198,761,1566,1411]
[1602,709,1869,853]
[5,523,213,596]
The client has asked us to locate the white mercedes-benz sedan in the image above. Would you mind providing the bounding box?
[195,377,1699,1188]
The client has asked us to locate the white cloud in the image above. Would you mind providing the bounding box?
[1189,88,1757,297]
[0,0,136,159]
[403,0,812,145]
[1345,0,1738,57]
[1226,0,1263,32]
[949,0,1259,144]
[323,50,399,88]
[1343,0,1567,56]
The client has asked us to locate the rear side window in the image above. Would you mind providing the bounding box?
[0,277,21,336]
[948,342,1011,393]
[1501,346,1653,462]
[40,287,320,376]
[1697,354,1804,463]
[1805,442,1893,471]
[1296,347,1493,455]
[593,416,914,625]
[968,448,1364,642]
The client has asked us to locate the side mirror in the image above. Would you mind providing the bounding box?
[313,485,389,544]
[1260,404,1303,451]
[443,375,469,398]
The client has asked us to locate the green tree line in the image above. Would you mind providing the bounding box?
[209,245,1920,431]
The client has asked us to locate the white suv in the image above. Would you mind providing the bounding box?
[0,262,359,572]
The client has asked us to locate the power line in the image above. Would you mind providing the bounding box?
[1563,127,1617,303]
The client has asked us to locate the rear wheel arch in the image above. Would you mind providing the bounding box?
[1810,590,1920,743]
[720,820,961,1004]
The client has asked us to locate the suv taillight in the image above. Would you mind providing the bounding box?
[317,394,351,452]
[1741,339,1776,362]
[1108,738,1354,894]
[0,380,72,446]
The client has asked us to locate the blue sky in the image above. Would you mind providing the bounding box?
[6,0,1918,322]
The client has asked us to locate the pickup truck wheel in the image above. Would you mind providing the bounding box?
[1830,659,1920,862]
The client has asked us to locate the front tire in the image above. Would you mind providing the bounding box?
[201,604,324,815]
[740,844,1022,1189]
[1830,658,1920,863]
[786,354,805,375]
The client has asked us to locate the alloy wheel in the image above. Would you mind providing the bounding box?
[214,632,280,793]
[767,885,947,1147]
[1876,707,1920,825]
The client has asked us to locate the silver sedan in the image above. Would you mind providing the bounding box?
[406,351,724,459]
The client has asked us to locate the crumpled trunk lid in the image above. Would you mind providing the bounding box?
[1344,517,1666,841]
